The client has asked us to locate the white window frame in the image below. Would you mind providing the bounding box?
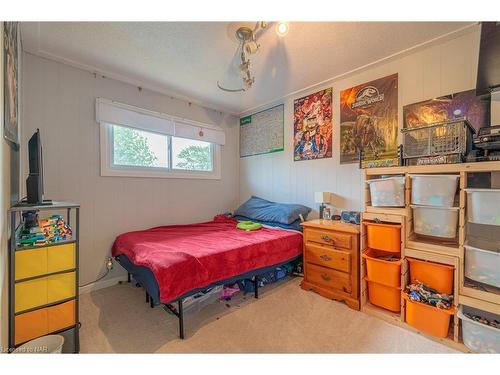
[100,122,221,180]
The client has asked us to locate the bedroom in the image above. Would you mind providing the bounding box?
[1,0,499,372]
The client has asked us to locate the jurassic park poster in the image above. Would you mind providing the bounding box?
[340,73,398,168]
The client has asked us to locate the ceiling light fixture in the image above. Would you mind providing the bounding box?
[276,22,289,37]
[217,22,268,93]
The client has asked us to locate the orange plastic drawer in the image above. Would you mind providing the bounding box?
[363,249,401,287]
[14,300,76,345]
[48,300,76,333]
[14,308,48,345]
[365,278,401,313]
[407,258,454,294]
[364,221,401,253]
[403,293,454,338]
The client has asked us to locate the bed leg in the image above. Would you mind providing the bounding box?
[254,276,259,299]
[146,292,150,304]
[178,299,185,339]
[127,273,131,283]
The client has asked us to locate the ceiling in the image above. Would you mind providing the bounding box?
[21,22,474,114]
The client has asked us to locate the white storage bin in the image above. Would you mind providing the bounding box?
[411,205,459,238]
[410,174,459,207]
[183,286,222,316]
[366,176,405,207]
[465,189,500,226]
[465,240,500,288]
[458,305,500,354]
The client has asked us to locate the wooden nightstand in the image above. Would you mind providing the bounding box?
[300,219,360,310]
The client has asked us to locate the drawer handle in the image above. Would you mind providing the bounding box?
[320,274,331,282]
[321,235,334,243]
[319,254,332,261]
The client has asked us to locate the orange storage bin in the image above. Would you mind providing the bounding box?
[407,258,454,294]
[403,293,454,338]
[364,221,401,253]
[365,278,401,312]
[14,300,76,345]
[363,249,401,287]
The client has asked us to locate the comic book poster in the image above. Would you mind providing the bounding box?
[293,88,332,161]
[403,89,490,133]
[340,74,398,168]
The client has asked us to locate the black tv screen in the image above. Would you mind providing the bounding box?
[26,129,44,204]
[476,22,500,96]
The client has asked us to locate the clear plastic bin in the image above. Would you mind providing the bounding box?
[182,286,222,316]
[366,176,405,207]
[465,239,500,288]
[410,174,459,207]
[465,189,500,226]
[411,205,459,238]
[458,305,500,354]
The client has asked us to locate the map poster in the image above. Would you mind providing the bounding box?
[240,104,284,158]
[403,89,490,133]
[293,88,332,161]
[340,73,398,168]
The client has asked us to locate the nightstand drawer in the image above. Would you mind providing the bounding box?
[305,229,352,249]
[305,243,351,272]
[306,263,352,293]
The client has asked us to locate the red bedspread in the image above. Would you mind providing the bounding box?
[112,215,303,303]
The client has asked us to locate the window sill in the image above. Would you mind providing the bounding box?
[100,167,221,180]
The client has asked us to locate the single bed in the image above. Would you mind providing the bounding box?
[112,214,303,338]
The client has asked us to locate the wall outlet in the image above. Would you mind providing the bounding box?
[106,257,114,270]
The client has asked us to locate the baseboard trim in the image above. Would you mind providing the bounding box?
[79,275,127,295]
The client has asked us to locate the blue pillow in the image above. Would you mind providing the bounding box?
[233,215,303,232]
[234,196,311,225]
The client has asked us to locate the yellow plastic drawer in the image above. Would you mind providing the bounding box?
[15,277,48,312]
[47,272,76,304]
[15,248,48,280]
[47,243,76,273]
[15,243,75,281]
[15,271,76,313]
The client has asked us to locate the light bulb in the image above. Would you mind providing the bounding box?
[276,22,289,37]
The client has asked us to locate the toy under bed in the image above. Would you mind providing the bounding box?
[112,215,303,305]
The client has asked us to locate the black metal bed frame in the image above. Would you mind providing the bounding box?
[127,272,260,339]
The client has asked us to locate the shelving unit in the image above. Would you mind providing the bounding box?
[361,161,500,352]
[8,202,80,353]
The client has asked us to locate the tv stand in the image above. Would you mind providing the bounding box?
[14,199,53,208]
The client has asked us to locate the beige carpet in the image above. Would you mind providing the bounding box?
[79,277,458,353]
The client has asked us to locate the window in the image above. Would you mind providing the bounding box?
[112,124,169,168]
[97,98,224,179]
[101,123,219,178]
[171,137,213,171]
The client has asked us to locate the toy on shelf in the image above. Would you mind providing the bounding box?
[17,212,72,247]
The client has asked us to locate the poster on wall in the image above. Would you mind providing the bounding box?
[340,73,398,168]
[240,104,284,157]
[293,88,332,161]
[3,22,19,147]
[403,89,490,133]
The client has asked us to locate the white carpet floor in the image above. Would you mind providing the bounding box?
[79,277,458,353]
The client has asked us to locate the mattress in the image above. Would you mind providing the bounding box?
[112,215,303,304]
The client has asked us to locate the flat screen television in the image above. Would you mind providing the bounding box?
[26,129,50,205]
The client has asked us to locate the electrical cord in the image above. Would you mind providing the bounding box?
[78,267,111,288]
